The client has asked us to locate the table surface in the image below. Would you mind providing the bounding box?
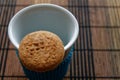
[0,0,120,80]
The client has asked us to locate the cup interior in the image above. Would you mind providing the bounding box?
[8,4,79,50]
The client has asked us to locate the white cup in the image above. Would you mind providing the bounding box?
[8,4,79,57]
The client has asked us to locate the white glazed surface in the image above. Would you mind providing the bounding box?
[8,4,79,52]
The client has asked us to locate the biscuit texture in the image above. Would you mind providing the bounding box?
[19,31,65,72]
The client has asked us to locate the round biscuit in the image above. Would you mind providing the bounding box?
[19,31,65,72]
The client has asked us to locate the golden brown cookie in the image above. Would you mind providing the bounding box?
[18,31,65,72]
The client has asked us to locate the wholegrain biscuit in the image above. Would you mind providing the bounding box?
[19,31,65,72]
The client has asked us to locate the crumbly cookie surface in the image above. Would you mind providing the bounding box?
[19,31,65,72]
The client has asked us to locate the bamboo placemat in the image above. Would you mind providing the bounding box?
[0,0,120,80]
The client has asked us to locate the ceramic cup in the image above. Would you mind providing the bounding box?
[8,4,79,80]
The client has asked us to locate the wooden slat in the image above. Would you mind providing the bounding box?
[34,0,68,5]
[94,51,120,76]
[89,8,107,27]
[106,0,120,6]
[90,8,120,27]
[94,52,113,77]
[91,28,120,49]
[19,0,69,6]
[4,78,28,80]
[34,0,68,7]
[16,0,33,5]
[111,52,120,76]
[9,43,15,49]
[89,0,120,6]
[91,28,111,49]
[0,50,7,76]
[89,0,107,6]
[4,51,25,76]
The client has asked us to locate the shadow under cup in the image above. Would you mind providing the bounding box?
[8,4,79,80]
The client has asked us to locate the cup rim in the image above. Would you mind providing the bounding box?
[8,3,79,51]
